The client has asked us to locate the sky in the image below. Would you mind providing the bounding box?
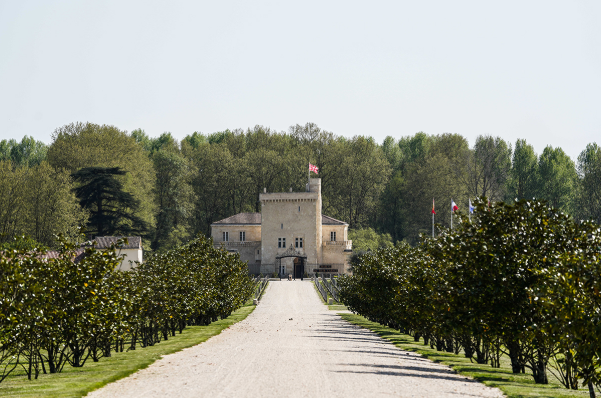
[0,0,600,161]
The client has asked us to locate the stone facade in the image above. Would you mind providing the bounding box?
[211,178,352,275]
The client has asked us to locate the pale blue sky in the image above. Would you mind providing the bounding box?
[1,1,599,161]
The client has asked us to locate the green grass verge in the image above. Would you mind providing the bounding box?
[339,313,591,398]
[328,304,347,311]
[0,304,256,398]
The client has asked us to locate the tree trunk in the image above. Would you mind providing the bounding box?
[507,340,523,374]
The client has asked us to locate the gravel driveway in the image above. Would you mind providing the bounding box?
[87,280,504,398]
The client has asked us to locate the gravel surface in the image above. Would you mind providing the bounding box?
[87,281,504,398]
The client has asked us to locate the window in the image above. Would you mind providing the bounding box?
[223,231,229,242]
[298,206,301,212]
[278,238,284,248]
[281,223,283,229]
[240,231,245,242]
[295,237,303,248]
[330,231,336,242]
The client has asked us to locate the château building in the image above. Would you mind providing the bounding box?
[211,178,352,277]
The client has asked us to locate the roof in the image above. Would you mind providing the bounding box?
[322,215,348,225]
[93,236,142,249]
[212,213,261,225]
[41,248,87,263]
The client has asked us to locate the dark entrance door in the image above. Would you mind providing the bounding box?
[293,257,304,280]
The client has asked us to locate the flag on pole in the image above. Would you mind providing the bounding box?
[469,199,474,214]
[309,163,319,174]
[431,198,436,214]
[451,199,458,212]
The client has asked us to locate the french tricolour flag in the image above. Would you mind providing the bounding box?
[451,199,458,212]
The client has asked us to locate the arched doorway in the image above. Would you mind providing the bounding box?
[293,257,304,280]
[275,245,307,281]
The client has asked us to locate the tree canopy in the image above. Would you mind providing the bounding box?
[72,167,147,237]
[2,121,599,250]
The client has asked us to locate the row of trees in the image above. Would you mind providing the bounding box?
[338,198,601,394]
[0,234,254,382]
[1,122,600,250]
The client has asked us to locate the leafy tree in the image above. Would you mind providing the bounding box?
[151,150,194,250]
[381,136,403,172]
[186,144,239,235]
[0,161,29,241]
[72,167,147,237]
[509,139,538,201]
[130,128,152,152]
[347,227,393,253]
[535,146,577,213]
[575,143,601,224]
[47,122,156,232]
[323,136,391,227]
[25,162,87,246]
[377,170,405,241]
[461,135,512,202]
[0,161,84,247]
[181,132,207,150]
[401,153,466,242]
[0,136,47,167]
[0,140,12,161]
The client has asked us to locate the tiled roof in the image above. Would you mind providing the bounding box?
[212,213,261,225]
[322,215,348,225]
[93,236,142,249]
[41,248,87,263]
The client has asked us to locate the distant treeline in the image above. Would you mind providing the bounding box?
[1,122,599,250]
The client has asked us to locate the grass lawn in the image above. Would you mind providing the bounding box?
[0,303,255,398]
[339,313,592,398]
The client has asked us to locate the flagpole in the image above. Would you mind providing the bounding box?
[307,125,311,187]
[432,198,435,238]
[450,199,453,230]
[468,198,471,223]
[308,163,310,186]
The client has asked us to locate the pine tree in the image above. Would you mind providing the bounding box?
[72,167,147,237]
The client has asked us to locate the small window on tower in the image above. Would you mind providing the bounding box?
[281,223,283,229]
[298,206,300,212]
[278,238,282,248]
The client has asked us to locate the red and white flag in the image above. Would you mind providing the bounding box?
[309,163,319,174]
[451,199,458,212]
[431,198,436,214]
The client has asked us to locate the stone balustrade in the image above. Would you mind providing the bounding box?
[323,240,352,250]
